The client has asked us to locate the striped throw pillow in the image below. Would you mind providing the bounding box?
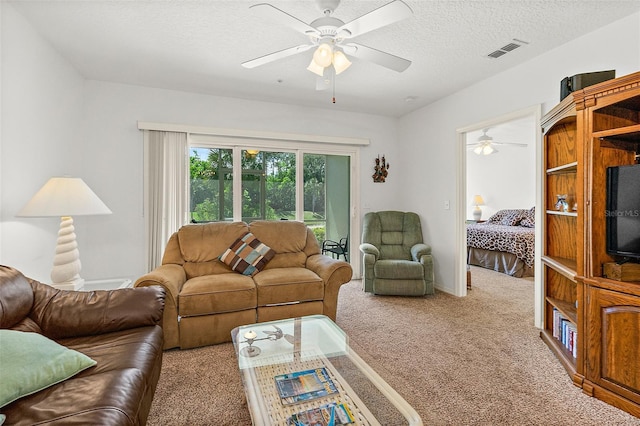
[219,232,275,276]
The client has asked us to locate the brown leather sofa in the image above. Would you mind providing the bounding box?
[0,265,166,426]
[135,220,353,349]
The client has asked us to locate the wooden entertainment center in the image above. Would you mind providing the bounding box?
[541,71,640,417]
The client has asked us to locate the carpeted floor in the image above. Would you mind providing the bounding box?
[147,266,640,425]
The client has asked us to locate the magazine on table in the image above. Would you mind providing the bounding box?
[274,367,338,405]
[287,402,355,426]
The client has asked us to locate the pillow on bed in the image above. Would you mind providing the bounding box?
[487,209,526,226]
[520,207,535,228]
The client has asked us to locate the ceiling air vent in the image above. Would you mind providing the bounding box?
[500,43,520,52]
[488,50,507,59]
[486,39,529,59]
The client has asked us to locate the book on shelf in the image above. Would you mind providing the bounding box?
[552,307,578,359]
[274,367,338,405]
[287,402,355,426]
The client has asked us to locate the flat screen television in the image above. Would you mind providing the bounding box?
[606,164,640,261]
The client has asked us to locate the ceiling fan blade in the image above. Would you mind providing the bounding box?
[242,44,313,69]
[492,142,528,147]
[250,3,320,37]
[343,43,411,72]
[337,0,413,39]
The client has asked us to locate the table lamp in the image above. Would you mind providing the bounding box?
[472,195,485,221]
[17,177,112,290]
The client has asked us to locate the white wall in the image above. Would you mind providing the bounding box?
[400,12,640,294]
[1,4,85,281]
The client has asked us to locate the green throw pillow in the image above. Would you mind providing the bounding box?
[0,330,97,408]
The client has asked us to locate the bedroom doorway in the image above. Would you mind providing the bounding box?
[456,105,544,327]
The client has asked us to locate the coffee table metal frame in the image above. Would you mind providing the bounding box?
[231,315,422,426]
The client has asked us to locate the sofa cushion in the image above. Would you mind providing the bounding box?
[219,232,276,276]
[177,221,249,263]
[374,259,425,279]
[253,267,324,306]
[0,330,97,408]
[179,273,257,317]
[5,325,163,425]
[249,220,311,268]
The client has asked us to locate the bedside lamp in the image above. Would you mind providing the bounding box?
[17,177,112,291]
[472,195,485,221]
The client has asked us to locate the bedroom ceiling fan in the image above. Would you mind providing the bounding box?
[467,129,528,155]
[241,0,413,78]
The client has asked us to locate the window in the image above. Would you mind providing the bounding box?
[241,150,296,222]
[190,148,232,222]
[189,146,350,250]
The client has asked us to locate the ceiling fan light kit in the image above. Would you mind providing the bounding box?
[242,0,413,100]
[468,129,527,155]
[474,144,497,156]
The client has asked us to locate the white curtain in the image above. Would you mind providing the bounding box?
[143,130,189,271]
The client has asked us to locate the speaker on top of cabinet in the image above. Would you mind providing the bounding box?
[560,70,615,101]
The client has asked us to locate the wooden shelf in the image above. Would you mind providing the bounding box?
[540,329,577,376]
[546,210,578,217]
[547,162,578,174]
[546,296,578,324]
[542,92,580,392]
[542,255,577,280]
[593,124,640,143]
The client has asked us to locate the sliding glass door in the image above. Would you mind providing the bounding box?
[189,143,353,264]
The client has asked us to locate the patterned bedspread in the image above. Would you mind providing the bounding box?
[466,223,535,267]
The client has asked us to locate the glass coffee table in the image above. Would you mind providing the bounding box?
[231,315,422,426]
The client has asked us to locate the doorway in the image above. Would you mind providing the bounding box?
[456,105,544,327]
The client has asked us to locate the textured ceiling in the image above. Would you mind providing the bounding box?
[7,0,640,117]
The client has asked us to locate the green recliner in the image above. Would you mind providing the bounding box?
[360,211,435,296]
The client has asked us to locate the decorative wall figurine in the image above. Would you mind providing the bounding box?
[372,155,389,183]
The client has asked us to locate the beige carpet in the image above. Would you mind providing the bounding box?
[147,266,640,425]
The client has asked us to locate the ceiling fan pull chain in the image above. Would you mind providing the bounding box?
[332,72,336,104]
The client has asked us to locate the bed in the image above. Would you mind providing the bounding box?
[466,208,535,278]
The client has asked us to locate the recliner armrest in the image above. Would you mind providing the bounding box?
[29,279,166,340]
[359,243,379,258]
[411,243,432,261]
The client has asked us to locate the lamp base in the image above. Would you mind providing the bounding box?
[51,277,85,291]
[473,207,482,221]
[50,216,84,291]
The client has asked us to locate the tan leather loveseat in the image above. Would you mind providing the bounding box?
[0,265,166,426]
[135,220,353,349]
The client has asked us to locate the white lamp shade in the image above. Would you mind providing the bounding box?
[313,43,333,68]
[472,195,485,206]
[307,58,325,76]
[17,177,112,217]
[332,50,352,75]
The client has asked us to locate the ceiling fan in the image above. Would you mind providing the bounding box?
[467,129,528,155]
[241,0,413,77]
